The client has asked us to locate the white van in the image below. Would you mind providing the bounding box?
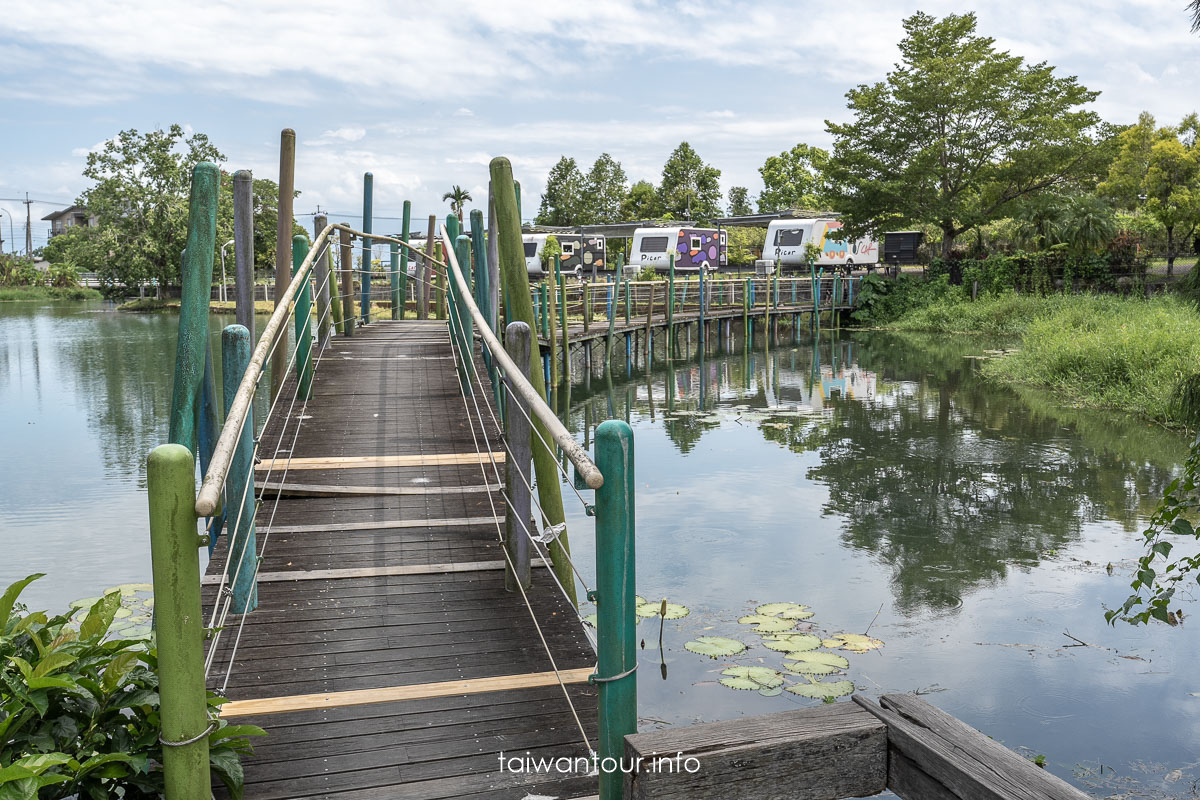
[629,227,727,273]
[763,219,878,270]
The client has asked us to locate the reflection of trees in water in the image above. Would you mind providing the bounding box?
[563,329,1185,613]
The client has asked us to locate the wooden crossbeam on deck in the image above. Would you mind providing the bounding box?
[219,668,595,717]
[258,515,504,535]
[255,452,506,471]
[254,480,501,497]
[201,557,550,584]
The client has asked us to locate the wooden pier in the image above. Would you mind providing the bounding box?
[201,320,598,799]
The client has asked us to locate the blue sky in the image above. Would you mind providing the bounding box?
[2,0,1198,249]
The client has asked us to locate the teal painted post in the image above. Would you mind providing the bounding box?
[147,443,210,800]
[198,335,222,549]
[624,278,630,323]
[668,252,675,325]
[361,172,373,325]
[454,235,474,397]
[469,208,489,320]
[400,201,412,319]
[698,266,706,349]
[389,240,400,320]
[221,325,258,613]
[293,236,313,400]
[592,420,637,800]
[168,162,219,452]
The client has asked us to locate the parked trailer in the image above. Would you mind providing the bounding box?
[630,226,727,273]
[522,233,605,277]
[764,218,878,271]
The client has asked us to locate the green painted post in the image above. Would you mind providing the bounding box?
[583,282,591,333]
[593,420,637,800]
[293,236,313,400]
[469,208,488,322]
[559,269,568,382]
[399,201,412,319]
[490,156,576,606]
[147,443,210,800]
[453,234,474,396]
[168,162,219,453]
[540,283,549,338]
[668,252,675,328]
[221,325,258,613]
[361,172,373,325]
[389,239,400,320]
[623,277,631,323]
[742,277,750,346]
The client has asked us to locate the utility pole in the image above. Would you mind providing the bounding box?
[24,193,33,255]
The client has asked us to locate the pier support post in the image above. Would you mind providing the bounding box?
[389,239,400,320]
[452,235,474,396]
[232,169,256,343]
[293,236,313,400]
[314,215,332,349]
[399,201,412,319]
[339,228,354,337]
[503,321,533,591]
[147,444,210,800]
[271,129,295,401]
[361,172,373,325]
[593,419,637,800]
[221,325,258,613]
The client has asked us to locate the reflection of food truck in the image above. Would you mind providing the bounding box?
[522,233,605,277]
[763,219,877,271]
[629,227,728,273]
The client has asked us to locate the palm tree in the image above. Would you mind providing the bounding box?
[1190,0,1200,32]
[442,185,472,225]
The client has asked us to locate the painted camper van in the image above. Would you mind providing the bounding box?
[522,233,606,277]
[629,227,728,273]
[763,219,878,270]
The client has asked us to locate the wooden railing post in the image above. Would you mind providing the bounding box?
[271,129,295,401]
[293,236,313,399]
[592,419,637,800]
[221,325,258,613]
[503,321,533,591]
[360,172,373,325]
[314,215,332,349]
[399,200,412,319]
[339,228,354,337]
[389,238,400,320]
[452,234,474,397]
[232,169,256,343]
[147,443,210,800]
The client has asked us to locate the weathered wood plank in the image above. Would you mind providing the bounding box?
[255,452,505,470]
[855,694,1089,800]
[221,667,595,717]
[202,558,549,584]
[254,480,499,497]
[258,515,503,535]
[623,702,886,800]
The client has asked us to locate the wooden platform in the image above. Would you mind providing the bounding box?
[203,320,598,799]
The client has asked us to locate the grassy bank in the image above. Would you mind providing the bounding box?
[884,292,1200,426]
[0,285,102,302]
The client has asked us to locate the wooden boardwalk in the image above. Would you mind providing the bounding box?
[203,320,598,800]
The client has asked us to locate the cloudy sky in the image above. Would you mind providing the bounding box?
[1,0,1197,247]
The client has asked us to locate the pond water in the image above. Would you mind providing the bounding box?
[2,301,1198,796]
[556,327,1200,798]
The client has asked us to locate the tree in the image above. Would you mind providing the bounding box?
[80,125,226,287]
[581,153,628,224]
[757,144,830,212]
[619,180,664,220]
[658,142,722,220]
[727,186,753,216]
[536,157,585,226]
[824,12,1100,259]
[442,185,472,225]
[1100,114,1200,272]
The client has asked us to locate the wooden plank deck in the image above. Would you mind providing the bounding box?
[203,319,598,800]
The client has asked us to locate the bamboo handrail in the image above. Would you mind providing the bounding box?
[439,224,603,489]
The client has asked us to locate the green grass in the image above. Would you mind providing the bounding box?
[890,293,1075,337]
[0,285,102,302]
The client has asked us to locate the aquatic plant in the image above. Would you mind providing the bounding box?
[683,637,747,658]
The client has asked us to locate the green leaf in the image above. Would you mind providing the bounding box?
[12,753,72,775]
[0,574,44,633]
[737,615,795,633]
[0,766,35,786]
[1171,519,1194,537]
[7,656,33,681]
[75,752,133,778]
[79,592,121,640]
[209,748,246,800]
[761,634,821,653]
[31,652,76,679]
[635,602,690,620]
[785,679,855,699]
[754,602,814,620]
[720,666,783,689]
[1153,541,1174,558]
[683,636,747,659]
[26,676,78,692]
[0,776,38,800]
[209,724,268,746]
[101,651,139,694]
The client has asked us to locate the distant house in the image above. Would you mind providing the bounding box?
[42,205,96,237]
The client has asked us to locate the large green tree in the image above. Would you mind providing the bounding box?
[80,125,226,287]
[619,180,664,220]
[757,143,830,212]
[658,142,722,220]
[727,186,753,216]
[581,153,628,224]
[1100,113,1200,272]
[825,12,1101,259]
[536,157,585,225]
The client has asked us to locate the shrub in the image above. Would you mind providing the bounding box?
[0,574,264,799]
[850,273,954,325]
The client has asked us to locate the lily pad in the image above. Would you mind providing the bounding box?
[684,636,747,659]
[719,676,762,690]
[758,686,784,697]
[737,614,795,633]
[754,602,814,620]
[105,583,153,596]
[761,633,821,653]
[637,602,691,620]
[785,680,855,699]
[635,595,647,606]
[784,651,849,670]
[783,661,840,676]
[582,614,598,628]
[69,596,100,610]
[721,666,783,689]
[825,633,884,653]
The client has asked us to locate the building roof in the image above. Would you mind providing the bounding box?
[41,205,88,222]
[711,210,842,228]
